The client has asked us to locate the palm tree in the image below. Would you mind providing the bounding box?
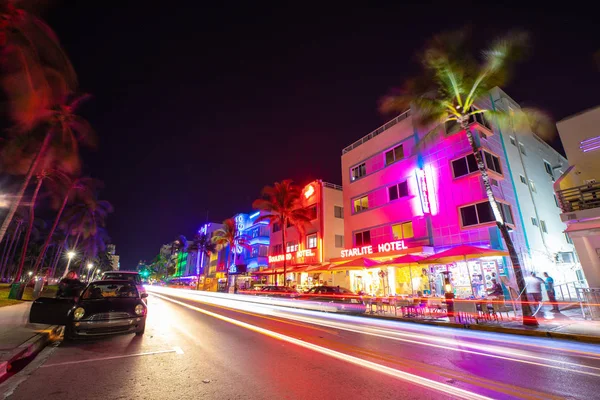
[13,168,50,282]
[379,30,548,326]
[77,227,110,275]
[252,180,312,287]
[60,198,113,277]
[211,219,248,290]
[150,254,170,281]
[188,233,216,287]
[31,174,96,275]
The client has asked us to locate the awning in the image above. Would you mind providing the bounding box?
[564,219,600,233]
[420,245,508,264]
[329,257,381,271]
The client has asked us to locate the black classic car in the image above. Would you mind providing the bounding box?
[30,280,147,339]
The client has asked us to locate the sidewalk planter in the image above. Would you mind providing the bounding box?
[7,283,25,300]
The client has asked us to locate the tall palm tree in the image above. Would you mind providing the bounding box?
[13,168,49,282]
[31,174,96,274]
[0,90,95,246]
[77,226,110,275]
[211,219,248,290]
[379,30,548,326]
[252,180,312,287]
[60,198,113,277]
[188,233,216,288]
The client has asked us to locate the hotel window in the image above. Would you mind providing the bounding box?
[355,230,371,246]
[459,201,512,227]
[452,153,478,178]
[286,241,298,253]
[273,223,281,233]
[484,151,502,175]
[251,246,259,257]
[306,205,317,220]
[271,244,283,255]
[335,235,344,248]
[544,161,553,176]
[353,196,369,213]
[306,234,317,249]
[565,233,573,244]
[519,175,527,184]
[529,180,537,193]
[510,136,516,146]
[540,220,548,234]
[384,144,404,166]
[351,163,366,181]
[391,221,414,240]
[334,206,344,218]
[519,142,527,156]
[388,181,409,201]
[531,217,538,227]
[258,245,269,257]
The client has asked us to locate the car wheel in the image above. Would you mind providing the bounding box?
[63,324,76,341]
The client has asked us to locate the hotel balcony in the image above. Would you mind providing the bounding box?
[556,181,600,222]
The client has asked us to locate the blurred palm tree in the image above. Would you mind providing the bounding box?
[77,226,110,275]
[31,174,98,275]
[60,197,113,277]
[252,180,312,286]
[211,219,249,289]
[380,30,549,326]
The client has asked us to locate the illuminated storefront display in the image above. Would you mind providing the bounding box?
[340,240,408,258]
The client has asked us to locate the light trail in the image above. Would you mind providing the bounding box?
[152,292,491,400]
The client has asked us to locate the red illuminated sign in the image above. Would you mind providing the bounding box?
[340,240,408,258]
[268,249,316,263]
[304,184,315,199]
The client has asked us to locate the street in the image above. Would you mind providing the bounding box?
[2,288,600,400]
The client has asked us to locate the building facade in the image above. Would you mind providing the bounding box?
[267,180,345,288]
[490,88,580,284]
[555,106,600,287]
[338,90,569,296]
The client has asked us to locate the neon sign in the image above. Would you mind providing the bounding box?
[268,249,316,263]
[304,184,315,199]
[340,240,408,258]
[235,214,245,254]
[416,169,430,214]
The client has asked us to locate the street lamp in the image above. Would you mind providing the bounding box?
[86,263,94,282]
[62,251,76,278]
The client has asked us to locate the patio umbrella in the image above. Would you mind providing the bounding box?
[328,257,381,271]
[419,245,508,264]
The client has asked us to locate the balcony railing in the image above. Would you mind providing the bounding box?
[323,182,342,191]
[556,182,600,213]
[341,110,411,155]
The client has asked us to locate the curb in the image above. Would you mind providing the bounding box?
[357,313,600,344]
[0,326,60,379]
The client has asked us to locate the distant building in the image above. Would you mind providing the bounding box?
[267,180,345,288]
[230,211,271,290]
[107,244,120,270]
[555,105,600,287]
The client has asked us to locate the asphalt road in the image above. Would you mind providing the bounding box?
[2,287,600,400]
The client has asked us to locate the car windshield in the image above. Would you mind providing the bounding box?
[102,273,141,284]
[82,283,139,299]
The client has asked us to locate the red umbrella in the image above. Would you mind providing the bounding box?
[420,245,508,264]
[379,254,426,266]
[329,257,381,271]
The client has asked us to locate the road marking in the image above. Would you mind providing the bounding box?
[41,347,183,368]
[153,293,491,400]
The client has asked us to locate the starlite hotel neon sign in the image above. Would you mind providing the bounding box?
[340,240,408,258]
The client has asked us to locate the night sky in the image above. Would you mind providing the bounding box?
[43,2,598,269]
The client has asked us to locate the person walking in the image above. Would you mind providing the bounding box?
[524,272,545,313]
[543,272,560,312]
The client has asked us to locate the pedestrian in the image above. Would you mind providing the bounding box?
[543,272,560,312]
[524,272,545,312]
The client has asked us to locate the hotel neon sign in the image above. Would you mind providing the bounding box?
[340,240,408,258]
[268,249,316,263]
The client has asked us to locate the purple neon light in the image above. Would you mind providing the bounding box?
[580,136,600,152]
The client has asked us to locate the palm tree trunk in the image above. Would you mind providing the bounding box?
[62,232,81,278]
[13,176,44,282]
[465,126,536,326]
[32,190,71,275]
[0,132,53,245]
[281,218,287,287]
[0,231,12,277]
[50,236,66,277]
[3,225,23,280]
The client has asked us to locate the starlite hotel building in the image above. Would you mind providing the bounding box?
[336,89,573,297]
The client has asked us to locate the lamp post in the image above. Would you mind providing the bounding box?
[62,251,76,279]
[86,263,94,282]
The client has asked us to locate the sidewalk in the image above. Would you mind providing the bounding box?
[363,304,600,343]
[0,302,59,379]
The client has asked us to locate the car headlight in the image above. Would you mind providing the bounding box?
[134,304,145,315]
[73,307,85,320]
